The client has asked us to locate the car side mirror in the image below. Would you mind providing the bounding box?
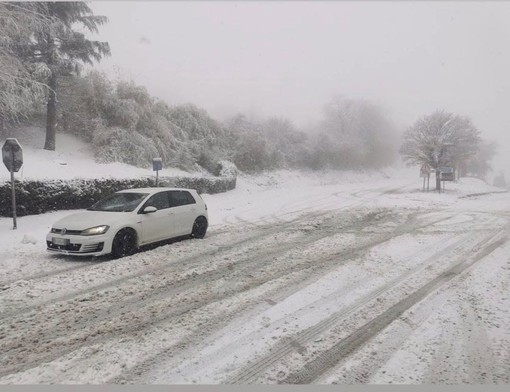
[143,206,157,214]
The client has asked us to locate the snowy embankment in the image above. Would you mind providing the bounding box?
[0,126,192,182]
[0,128,509,384]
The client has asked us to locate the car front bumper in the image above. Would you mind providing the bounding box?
[46,232,113,256]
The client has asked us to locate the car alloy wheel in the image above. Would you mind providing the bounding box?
[191,216,208,239]
[112,228,137,258]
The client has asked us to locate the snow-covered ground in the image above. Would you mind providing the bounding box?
[0,127,192,182]
[0,136,509,384]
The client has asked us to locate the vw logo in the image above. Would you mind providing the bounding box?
[62,228,67,235]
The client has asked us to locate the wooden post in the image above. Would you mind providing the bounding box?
[436,169,441,193]
[10,152,17,230]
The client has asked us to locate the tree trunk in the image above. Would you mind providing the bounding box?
[435,169,441,192]
[0,114,5,138]
[44,71,57,151]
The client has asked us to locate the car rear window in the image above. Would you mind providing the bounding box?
[169,190,196,207]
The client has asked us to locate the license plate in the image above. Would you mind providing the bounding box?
[53,238,69,246]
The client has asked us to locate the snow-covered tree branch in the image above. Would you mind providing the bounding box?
[400,110,483,190]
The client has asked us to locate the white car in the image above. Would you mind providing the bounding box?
[46,187,208,258]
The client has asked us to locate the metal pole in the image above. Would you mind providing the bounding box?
[10,152,17,230]
[156,170,159,187]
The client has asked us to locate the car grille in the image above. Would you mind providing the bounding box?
[51,228,82,235]
[46,241,105,253]
[47,241,81,251]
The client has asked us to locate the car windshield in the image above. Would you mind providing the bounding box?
[87,193,149,212]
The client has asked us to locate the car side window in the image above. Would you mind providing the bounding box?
[143,192,170,211]
[168,190,196,207]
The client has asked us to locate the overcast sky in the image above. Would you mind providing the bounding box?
[90,1,510,177]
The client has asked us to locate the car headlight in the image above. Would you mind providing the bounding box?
[81,225,110,236]
[51,227,59,233]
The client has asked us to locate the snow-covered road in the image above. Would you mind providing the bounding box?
[0,170,508,384]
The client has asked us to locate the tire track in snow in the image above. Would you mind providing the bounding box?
[122,229,465,384]
[221,183,413,228]
[0,229,231,288]
[0,210,384,320]
[0,260,103,288]
[0,210,448,378]
[107,214,459,383]
[0,193,378,294]
[280,233,508,384]
[227,226,504,383]
[0,210,401,375]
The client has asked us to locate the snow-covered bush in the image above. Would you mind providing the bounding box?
[232,130,279,173]
[93,126,159,167]
[217,160,238,178]
[56,76,235,172]
[224,114,311,173]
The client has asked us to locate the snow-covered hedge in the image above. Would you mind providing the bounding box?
[0,172,236,217]
[217,160,238,178]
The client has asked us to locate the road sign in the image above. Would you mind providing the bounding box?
[420,164,431,178]
[2,138,23,172]
[2,138,22,230]
[153,158,162,187]
[439,166,454,181]
[152,158,162,171]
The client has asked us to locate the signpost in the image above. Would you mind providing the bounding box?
[420,164,431,192]
[438,166,454,193]
[2,138,23,229]
[152,158,162,187]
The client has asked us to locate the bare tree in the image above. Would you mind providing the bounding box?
[319,96,397,168]
[400,110,481,190]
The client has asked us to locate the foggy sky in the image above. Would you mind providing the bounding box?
[90,1,510,177]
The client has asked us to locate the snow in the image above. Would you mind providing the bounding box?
[1,127,192,182]
[0,141,509,384]
[321,241,510,384]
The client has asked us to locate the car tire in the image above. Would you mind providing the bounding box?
[111,228,137,258]
[191,216,208,239]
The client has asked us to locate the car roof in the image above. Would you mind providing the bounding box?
[117,187,195,194]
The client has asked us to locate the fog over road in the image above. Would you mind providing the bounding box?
[0,176,508,384]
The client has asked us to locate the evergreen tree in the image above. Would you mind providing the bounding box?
[29,2,110,150]
[0,2,53,131]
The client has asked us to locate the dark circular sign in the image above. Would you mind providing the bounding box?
[2,138,23,173]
